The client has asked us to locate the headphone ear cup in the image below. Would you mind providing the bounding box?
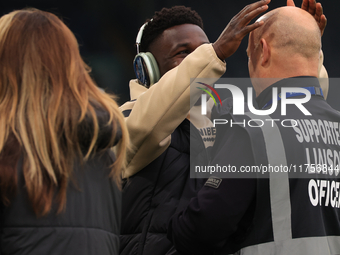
[133,52,160,87]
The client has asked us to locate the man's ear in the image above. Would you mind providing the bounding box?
[260,38,270,67]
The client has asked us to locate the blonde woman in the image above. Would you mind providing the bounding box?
[0,9,128,254]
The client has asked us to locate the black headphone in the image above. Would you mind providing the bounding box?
[133,21,160,88]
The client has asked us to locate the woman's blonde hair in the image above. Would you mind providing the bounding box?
[0,9,129,216]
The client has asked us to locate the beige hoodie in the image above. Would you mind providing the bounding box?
[120,44,226,178]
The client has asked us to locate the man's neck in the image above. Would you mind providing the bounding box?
[255,76,320,109]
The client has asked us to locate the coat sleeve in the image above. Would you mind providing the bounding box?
[121,44,226,178]
[167,125,257,255]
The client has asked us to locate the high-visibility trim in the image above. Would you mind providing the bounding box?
[240,236,340,255]
[245,112,292,242]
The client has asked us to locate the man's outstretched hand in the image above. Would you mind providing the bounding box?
[213,0,270,61]
[287,0,327,35]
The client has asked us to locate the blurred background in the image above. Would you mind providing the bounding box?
[1,0,339,107]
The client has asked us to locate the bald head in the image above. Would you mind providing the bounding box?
[247,7,322,94]
[253,6,321,59]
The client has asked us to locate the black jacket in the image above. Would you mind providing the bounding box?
[120,119,207,255]
[0,108,122,255]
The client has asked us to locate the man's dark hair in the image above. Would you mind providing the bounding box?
[140,6,204,52]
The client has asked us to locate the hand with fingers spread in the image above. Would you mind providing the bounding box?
[287,0,327,35]
[213,0,271,60]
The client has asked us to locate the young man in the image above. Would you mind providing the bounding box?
[119,1,270,254]
[168,3,339,255]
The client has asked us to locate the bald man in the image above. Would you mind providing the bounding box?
[167,6,340,255]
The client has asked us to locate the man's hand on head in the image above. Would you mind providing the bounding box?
[212,0,270,61]
[287,0,327,35]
